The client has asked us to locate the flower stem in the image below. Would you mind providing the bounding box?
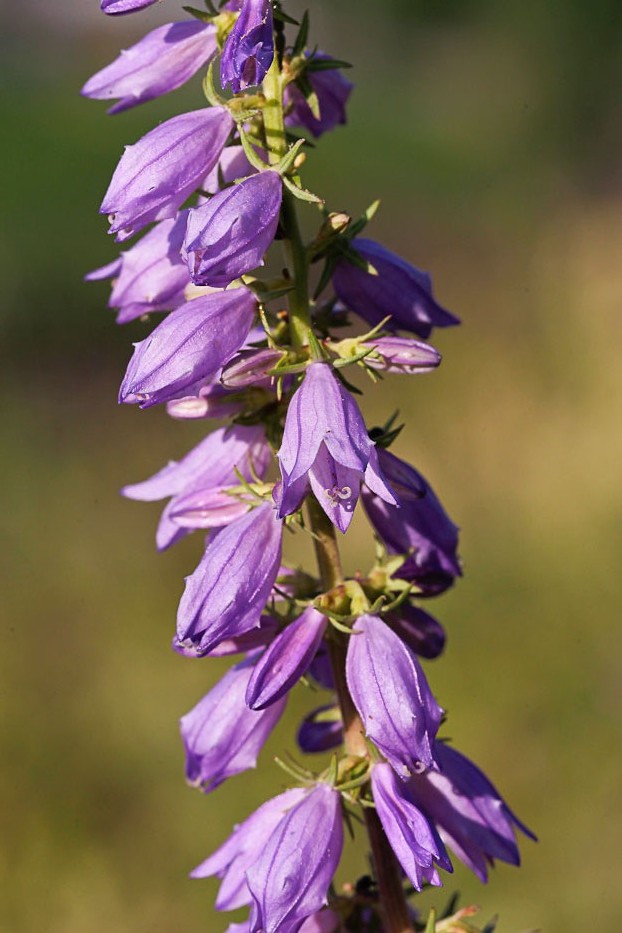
[264,52,413,933]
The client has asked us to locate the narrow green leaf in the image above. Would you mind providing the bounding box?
[282,174,324,205]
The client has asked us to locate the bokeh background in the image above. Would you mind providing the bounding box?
[2,1,622,930]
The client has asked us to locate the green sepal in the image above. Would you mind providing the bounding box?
[424,909,436,933]
[340,244,379,276]
[238,128,270,171]
[183,5,214,23]
[273,137,307,176]
[295,73,321,120]
[306,57,353,72]
[292,10,310,57]
[282,174,324,205]
[202,60,227,107]
[273,7,299,26]
[332,347,375,369]
[313,256,338,300]
[348,199,381,237]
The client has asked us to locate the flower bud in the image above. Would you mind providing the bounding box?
[246,607,328,710]
[183,171,283,288]
[82,21,217,113]
[101,107,233,241]
[363,335,441,374]
[221,347,284,387]
[176,503,283,657]
[333,238,460,339]
[119,287,256,408]
[346,614,443,777]
[389,604,446,660]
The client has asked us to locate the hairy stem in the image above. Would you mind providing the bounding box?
[264,52,413,933]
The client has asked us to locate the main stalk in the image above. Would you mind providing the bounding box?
[262,55,414,933]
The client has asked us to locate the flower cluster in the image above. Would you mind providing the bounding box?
[86,2,534,930]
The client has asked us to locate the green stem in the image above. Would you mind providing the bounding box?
[263,49,413,933]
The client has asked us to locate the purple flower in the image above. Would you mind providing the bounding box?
[221,347,284,388]
[297,706,343,754]
[362,335,441,374]
[208,615,279,657]
[389,604,446,660]
[86,213,190,324]
[275,362,396,532]
[166,380,246,420]
[220,0,274,94]
[246,783,344,932]
[333,238,460,339]
[175,503,283,657]
[409,743,536,882]
[183,171,282,288]
[362,448,461,596]
[82,21,217,114]
[371,762,451,891]
[122,424,270,549]
[101,107,233,241]
[180,659,286,792]
[119,287,257,408]
[101,0,159,13]
[284,54,353,138]
[246,607,328,710]
[346,615,443,777]
[191,788,308,910]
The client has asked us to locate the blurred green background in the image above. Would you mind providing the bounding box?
[2,1,621,930]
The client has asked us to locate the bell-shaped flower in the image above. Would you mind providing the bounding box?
[82,21,217,114]
[101,0,159,13]
[362,448,461,596]
[119,287,257,408]
[389,603,446,660]
[180,658,286,792]
[333,238,460,339]
[297,706,343,754]
[86,212,190,324]
[166,379,246,421]
[246,607,328,710]
[408,742,536,882]
[122,424,270,549]
[246,783,344,933]
[371,762,451,891]
[220,0,274,94]
[176,503,283,657]
[221,347,284,388]
[362,335,441,374]
[100,107,233,240]
[183,171,282,288]
[345,615,443,777]
[191,788,308,910]
[284,54,353,138]
[275,362,396,532]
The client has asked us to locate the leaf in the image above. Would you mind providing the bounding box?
[306,57,353,72]
[293,10,310,56]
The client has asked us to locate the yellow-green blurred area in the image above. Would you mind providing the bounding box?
[2,1,621,930]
